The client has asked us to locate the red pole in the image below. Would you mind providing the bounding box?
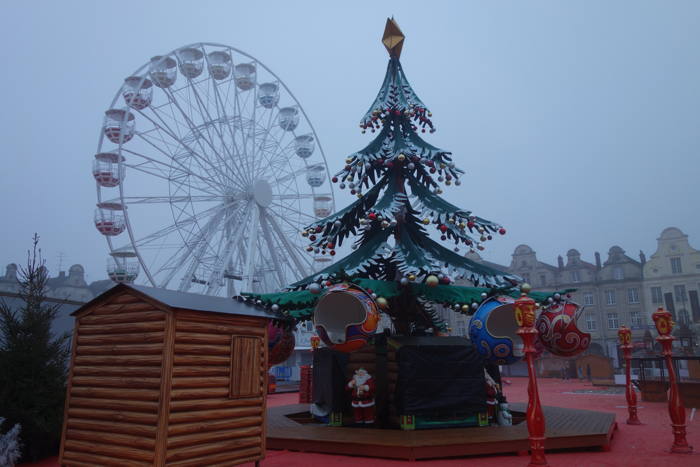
[652,307,693,454]
[515,285,549,467]
[617,326,641,425]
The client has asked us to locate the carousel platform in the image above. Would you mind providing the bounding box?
[267,402,618,461]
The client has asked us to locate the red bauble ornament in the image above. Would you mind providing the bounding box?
[368,213,377,220]
[499,228,506,235]
[309,235,316,241]
[467,221,475,229]
[439,224,448,233]
[315,226,323,233]
[330,250,336,256]
[440,235,447,241]
[440,276,451,284]
[429,167,436,174]
[332,176,338,183]
[326,242,335,249]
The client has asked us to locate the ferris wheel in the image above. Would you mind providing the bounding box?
[92,43,335,296]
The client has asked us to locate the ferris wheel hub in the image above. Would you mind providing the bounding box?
[251,179,273,208]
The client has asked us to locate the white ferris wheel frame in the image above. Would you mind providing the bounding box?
[95,42,335,296]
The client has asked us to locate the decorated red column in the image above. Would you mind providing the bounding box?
[617,326,641,425]
[515,284,549,467]
[652,307,693,453]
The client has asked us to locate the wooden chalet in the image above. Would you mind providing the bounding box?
[59,283,274,467]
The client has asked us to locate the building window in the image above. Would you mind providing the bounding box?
[570,270,581,283]
[678,310,690,325]
[630,311,642,327]
[627,288,640,304]
[674,284,687,303]
[613,267,624,280]
[539,274,546,287]
[585,313,597,331]
[607,313,619,329]
[303,321,314,332]
[605,289,616,306]
[671,257,683,274]
[651,286,663,304]
[583,292,594,306]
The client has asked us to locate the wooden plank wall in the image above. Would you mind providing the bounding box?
[165,312,267,466]
[60,293,167,466]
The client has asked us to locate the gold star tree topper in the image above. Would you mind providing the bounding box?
[382,17,405,59]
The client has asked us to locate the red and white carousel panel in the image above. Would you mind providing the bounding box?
[94,202,125,236]
[91,43,335,297]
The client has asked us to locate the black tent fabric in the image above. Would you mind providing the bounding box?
[395,342,486,416]
[312,348,349,412]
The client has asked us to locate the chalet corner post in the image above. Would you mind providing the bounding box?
[652,307,693,453]
[617,326,641,425]
[515,284,549,467]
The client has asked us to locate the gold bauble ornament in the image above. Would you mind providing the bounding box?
[422,218,430,225]
[377,297,389,309]
[425,275,439,287]
[397,153,406,161]
[408,274,416,281]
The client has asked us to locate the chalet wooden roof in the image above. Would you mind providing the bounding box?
[71,283,276,319]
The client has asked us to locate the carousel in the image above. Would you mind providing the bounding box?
[246,19,615,463]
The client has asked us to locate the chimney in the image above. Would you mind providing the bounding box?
[639,250,646,265]
[595,252,602,270]
[557,255,564,269]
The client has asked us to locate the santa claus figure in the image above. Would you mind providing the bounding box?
[347,368,375,424]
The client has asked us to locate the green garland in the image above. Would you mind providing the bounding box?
[243,280,574,322]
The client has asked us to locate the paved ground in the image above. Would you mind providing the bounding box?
[22,377,698,466]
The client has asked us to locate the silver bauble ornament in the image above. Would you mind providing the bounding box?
[400,277,409,286]
[308,283,322,294]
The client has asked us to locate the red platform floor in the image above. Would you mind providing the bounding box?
[23,377,698,467]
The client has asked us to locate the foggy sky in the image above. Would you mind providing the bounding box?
[1,1,699,283]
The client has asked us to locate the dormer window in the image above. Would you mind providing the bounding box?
[570,270,581,283]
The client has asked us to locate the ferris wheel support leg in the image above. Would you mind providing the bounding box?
[266,213,310,278]
[204,207,250,295]
[243,205,261,293]
[259,208,288,289]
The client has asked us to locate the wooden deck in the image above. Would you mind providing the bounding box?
[267,402,617,460]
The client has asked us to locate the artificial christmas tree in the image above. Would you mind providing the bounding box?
[245,19,559,334]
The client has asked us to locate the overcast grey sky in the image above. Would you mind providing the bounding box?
[1,1,699,283]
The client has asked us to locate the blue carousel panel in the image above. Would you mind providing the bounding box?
[469,296,523,365]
